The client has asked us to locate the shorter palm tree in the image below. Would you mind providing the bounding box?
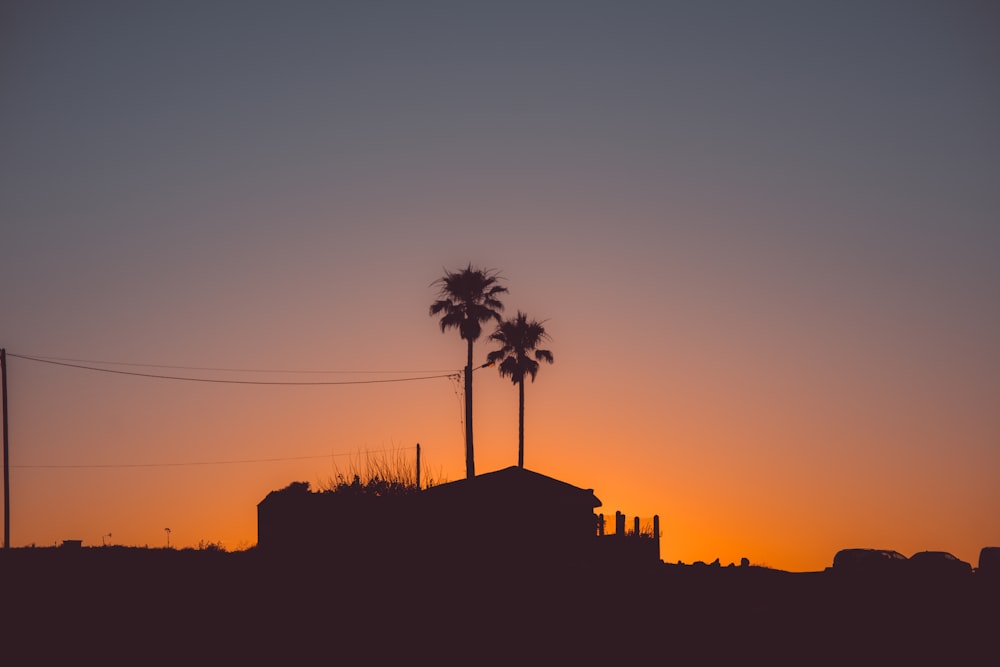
[486,311,554,469]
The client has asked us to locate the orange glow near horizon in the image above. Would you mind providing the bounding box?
[5,339,997,573]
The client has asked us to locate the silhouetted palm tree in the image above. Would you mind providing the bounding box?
[486,311,553,469]
[430,263,507,478]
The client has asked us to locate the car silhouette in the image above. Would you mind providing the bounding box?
[908,550,972,578]
[977,546,1000,578]
[831,548,908,575]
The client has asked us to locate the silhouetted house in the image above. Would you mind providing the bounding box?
[256,466,664,573]
[257,467,604,568]
[414,466,603,567]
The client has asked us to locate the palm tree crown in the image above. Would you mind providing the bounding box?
[486,311,553,468]
[429,264,507,343]
[429,263,507,478]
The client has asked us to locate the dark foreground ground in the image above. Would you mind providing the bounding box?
[2,546,996,666]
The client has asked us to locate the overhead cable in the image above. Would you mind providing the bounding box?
[8,353,460,385]
[13,446,416,469]
[13,354,457,374]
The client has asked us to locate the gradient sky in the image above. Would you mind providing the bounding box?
[2,1,998,572]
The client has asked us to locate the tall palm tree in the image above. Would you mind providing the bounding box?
[429,263,507,478]
[486,311,553,469]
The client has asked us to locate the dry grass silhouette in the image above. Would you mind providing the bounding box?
[318,446,446,496]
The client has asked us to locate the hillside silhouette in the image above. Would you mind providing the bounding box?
[3,468,997,665]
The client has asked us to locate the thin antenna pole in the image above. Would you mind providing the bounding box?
[415,443,421,490]
[2,348,9,550]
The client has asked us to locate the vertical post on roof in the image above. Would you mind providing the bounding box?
[653,515,660,561]
[2,348,9,550]
[633,516,640,537]
[415,443,421,490]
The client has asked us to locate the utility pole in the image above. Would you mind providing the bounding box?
[2,348,9,550]
[415,443,421,490]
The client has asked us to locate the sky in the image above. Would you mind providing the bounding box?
[1,1,998,572]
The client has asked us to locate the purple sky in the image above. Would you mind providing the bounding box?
[1,1,997,570]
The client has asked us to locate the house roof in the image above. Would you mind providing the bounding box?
[420,466,602,509]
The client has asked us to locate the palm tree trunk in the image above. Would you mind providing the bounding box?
[518,378,525,468]
[465,338,475,478]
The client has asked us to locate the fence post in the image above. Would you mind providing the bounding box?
[633,516,640,537]
[653,515,660,560]
[615,511,624,537]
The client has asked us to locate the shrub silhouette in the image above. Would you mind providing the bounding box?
[318,447,444,496]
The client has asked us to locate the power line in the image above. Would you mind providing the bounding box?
[14,354,458,375]
[8,353,460,385]
[13,454,331,469]
[12,446,416,469]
